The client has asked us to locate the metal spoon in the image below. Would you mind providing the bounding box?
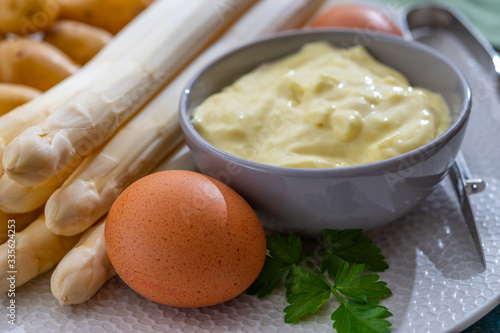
[401,3,489,267]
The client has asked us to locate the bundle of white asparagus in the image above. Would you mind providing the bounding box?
[0,0,325,305]
[0,0,187,175]
[2,0,256,186]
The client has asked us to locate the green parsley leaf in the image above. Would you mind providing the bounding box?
[331,300,392,333]
[267,233,302,264]
[362,299,393,319]
[246,230,393,333]
[321,229,388,277]
[334,263,392,303]
[246,256,292,298]
[284,263,309,297]
[246,233,302,298]
[284,266,331,323]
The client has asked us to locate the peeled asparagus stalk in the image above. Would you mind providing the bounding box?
[45,109,183,235]
[0,207,43,243]
[51,218,114,305]
[0,0,181,175]
[0,159,81,214]
[2,0,255,186]
[153,143,197,173]
[44,0,323,236]
[0,214,80,292]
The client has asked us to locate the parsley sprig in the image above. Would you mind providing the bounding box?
[246,229,392,333]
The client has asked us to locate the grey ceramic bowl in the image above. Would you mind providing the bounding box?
[179,30,471,236]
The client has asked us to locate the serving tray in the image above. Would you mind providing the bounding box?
[1,3,499,333]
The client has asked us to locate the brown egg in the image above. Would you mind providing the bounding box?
[310,4,403,37]
[105,170,267,308]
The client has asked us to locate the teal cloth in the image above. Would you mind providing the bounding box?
[462,303,500,333]
[383,0,500,48]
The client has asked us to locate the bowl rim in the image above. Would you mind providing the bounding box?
[179,29,472,178]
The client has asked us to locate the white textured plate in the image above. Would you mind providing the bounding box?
[1,174,498,333]
[2,7,500,333]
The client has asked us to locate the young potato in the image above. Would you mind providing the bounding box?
[59,0,154,34]
[0,83,41,116]
[0,38,79,91]
[44,20,113,65]
[0,0,60,35]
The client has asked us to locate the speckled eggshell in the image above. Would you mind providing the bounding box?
[105,170,267,308]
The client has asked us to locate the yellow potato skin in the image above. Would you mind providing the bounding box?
[0,38,79,91]
[0,83,41,116]
[0,0,60,35]
[59,0,154,34]
[44,20,112,65]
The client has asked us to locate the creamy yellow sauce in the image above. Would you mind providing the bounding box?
[192,42,450,168]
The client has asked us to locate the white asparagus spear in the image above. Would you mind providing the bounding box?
[0,214,80,292]
[44,115,183,235]
[2,0,255,186]
[0,0,182,175]
[153,143,197,173]
[0,159,81,214]
[44,0,324,236]
[50,217,114,305]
